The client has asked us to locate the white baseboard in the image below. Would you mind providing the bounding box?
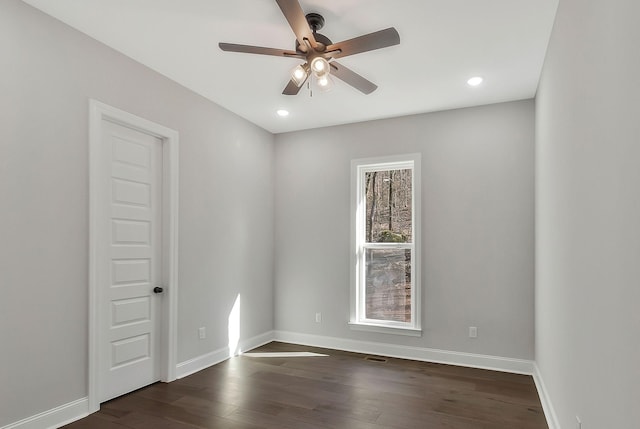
[176,329,534,377]
[1,397,89,429]
[176,330,274,379]
[239,330,275,354]
[273,330,535,375]
[533,363,561,429]
[175,345,229,379]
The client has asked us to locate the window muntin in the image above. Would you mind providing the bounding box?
[351,155,421,333]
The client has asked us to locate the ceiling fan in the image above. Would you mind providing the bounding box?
[219,0,400,95]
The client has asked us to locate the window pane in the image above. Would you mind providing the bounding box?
[364,169,412,243]
[365,248,411,323]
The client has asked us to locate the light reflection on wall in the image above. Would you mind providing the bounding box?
[228,294,241,357]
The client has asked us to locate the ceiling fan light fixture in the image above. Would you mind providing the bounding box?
[317,75,329,87]
[316,74,334,92]
[291,64,309,87]
[310,57,329,76]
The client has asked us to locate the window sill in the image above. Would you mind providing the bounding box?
[348,322,422,337]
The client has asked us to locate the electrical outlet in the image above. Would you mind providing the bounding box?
[315,312,322,323]
[198,327,206,340]
[576,416,582,429]
[469,326,478,338]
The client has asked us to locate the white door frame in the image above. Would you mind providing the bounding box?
[88,99,179,412]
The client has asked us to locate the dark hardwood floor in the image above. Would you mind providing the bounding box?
[64,342,548,428]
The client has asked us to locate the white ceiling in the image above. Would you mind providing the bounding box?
[21,0,559,134]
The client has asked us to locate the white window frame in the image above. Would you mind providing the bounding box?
[349,153,422,336]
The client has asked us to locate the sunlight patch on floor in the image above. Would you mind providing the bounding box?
[242,352,329,358]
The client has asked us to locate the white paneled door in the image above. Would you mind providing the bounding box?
[97,119,163,402]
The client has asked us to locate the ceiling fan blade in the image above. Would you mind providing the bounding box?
[282,77,306,95]
[325,28,400,59]
[219,42,304,58]
[275,0,317,52]
[330,62,378,94]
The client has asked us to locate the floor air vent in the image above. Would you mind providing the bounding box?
[364,356,388,363]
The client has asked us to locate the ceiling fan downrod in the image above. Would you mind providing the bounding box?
[305,12,325,33]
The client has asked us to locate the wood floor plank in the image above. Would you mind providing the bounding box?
[63,342,547,429]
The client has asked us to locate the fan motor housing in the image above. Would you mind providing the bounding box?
[295,13,332,53]
[296,32,332,53]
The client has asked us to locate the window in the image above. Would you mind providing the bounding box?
[350,154,421,335]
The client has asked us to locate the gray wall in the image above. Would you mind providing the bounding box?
[0,1,274,426]
[535,0,640,427]
[274,100,535,360]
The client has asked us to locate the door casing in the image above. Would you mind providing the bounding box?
[88,99,179,412]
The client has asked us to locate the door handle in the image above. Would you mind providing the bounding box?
[153,286,164,294]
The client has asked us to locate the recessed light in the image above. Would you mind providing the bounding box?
[467,76,483,86]
[276,109,289,117]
